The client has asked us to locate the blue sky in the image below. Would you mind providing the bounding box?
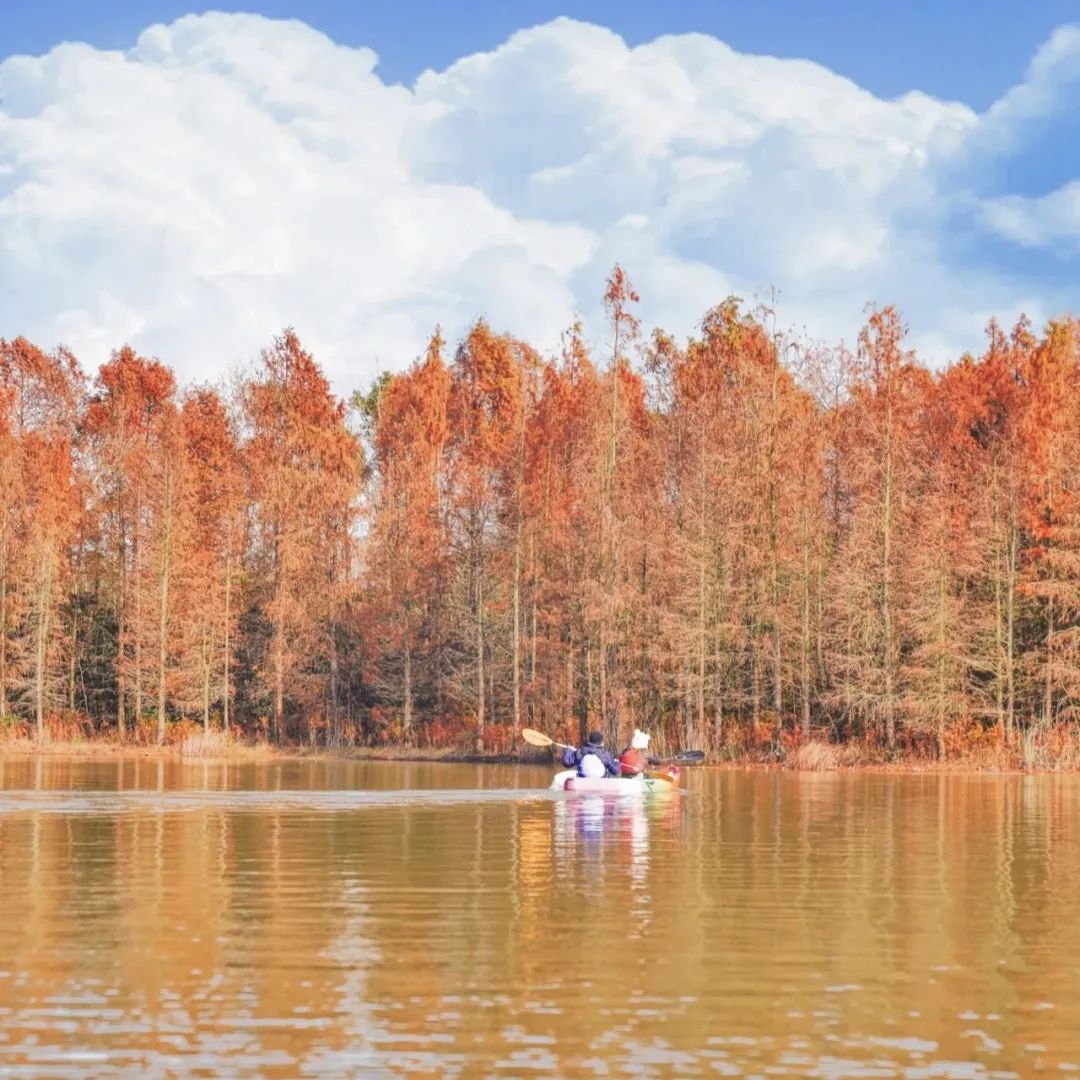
[3,0,1076,106]
[1,3,1079,390]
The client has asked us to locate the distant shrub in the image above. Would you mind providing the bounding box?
[178,728,270,760]
[789,740,839,772]
[1022,723,1080,771]
[179,729,228,758]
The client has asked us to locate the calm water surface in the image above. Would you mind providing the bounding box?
[1,758,1079,1077]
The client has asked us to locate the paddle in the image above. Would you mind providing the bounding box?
[521,727,576,752]
[522,727,705,764]
[629,750,705,766]
[658,750,706,765]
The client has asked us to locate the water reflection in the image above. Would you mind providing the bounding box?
[0,755,547,795]
[0,764,1079,1075]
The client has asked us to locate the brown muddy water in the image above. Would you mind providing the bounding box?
[0,758,1078,1077]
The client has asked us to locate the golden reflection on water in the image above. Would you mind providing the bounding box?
[1,761,1080,1076]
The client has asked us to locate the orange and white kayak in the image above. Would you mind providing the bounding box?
[561,766,681,795]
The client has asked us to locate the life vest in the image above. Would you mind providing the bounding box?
[620,748,647,776]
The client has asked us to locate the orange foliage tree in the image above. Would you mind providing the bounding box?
[243,330,361,742]
[365,332,450,744]
[175,388,245,731]
[826,308,930,752]
[0,338,82,738]
[7,270,1080,761]
[1018,319,1080,726]
[83,348,177,738]
[443,321,526,751]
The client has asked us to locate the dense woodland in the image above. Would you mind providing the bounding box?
[3,267,1080,760]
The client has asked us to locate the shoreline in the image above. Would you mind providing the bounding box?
[0,739,522,766]
[0,737,1074,775]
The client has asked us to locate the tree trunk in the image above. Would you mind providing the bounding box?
[529,533,538,727]
[433,447,446,719]
[134,491,143,727]
[117,514,127,738]
[33,551,52,742]
[273,617,284,743]
[599,626,608,741]
[750,625,761,729]
[489,638,496,730]
[713,567,725,743]
[328,639,339,748]
[1005,501,1018,740]
[697,431,707,736]
[800,502,812,738]
[512,401,525,738]
[475,531,485,752]
[586,642,594,734]
[639,548,650,732]
[1044,593,1054,727]
[697,552,706,739]
[0,520,8,717]
[512,520,522,739]
[328,538,340,747]
[202,628,211,732]
[402,634,413,744]
[769,359,783,741]
[401,563,413,743]
[566,629,577,742]
[68,605,78,713]
[991,455,1005,738]
[603,345,620,745]
[115,417,129,739]
[713,634,724,749]
[156,466,174,746]
[222,552,231,733]
[815,564,827,696]
[936,564,947,761]
[882,377,896,753]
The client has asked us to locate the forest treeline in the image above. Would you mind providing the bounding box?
[3,267,1080,759]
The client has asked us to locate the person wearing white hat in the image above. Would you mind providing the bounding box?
[619,729,651,777]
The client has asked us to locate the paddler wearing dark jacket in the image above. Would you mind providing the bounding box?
[561,730,621,777]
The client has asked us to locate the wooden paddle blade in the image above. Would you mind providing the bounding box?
[520,727,554,747]
[644,767,681,785]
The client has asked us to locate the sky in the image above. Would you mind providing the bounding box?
[2,1,1079,393]
[4,1,1078,107]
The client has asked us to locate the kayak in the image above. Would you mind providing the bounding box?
[560,766,681,795]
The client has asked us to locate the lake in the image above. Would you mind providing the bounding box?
[0,758,1078,1077]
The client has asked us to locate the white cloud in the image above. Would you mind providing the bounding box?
[980,25,1080,134]
[1,12,1078,394]
[982,182,1080,251]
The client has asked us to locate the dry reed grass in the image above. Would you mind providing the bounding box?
[178,729,273,761]
[9,711,1080,773]
[788,740,839,771]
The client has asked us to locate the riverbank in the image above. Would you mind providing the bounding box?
[1,731,1077,773]
[0,732,527,765]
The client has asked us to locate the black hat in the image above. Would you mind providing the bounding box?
[587,730,604,746]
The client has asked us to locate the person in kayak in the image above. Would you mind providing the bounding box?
[619,729,652,776]
[561,730,621,779]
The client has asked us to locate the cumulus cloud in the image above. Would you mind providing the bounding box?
[982,183,1080,251]
[1,13,1079,392]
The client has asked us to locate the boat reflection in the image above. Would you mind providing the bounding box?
[552,792,682,880]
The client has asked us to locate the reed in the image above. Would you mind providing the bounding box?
[789,740,839,772]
